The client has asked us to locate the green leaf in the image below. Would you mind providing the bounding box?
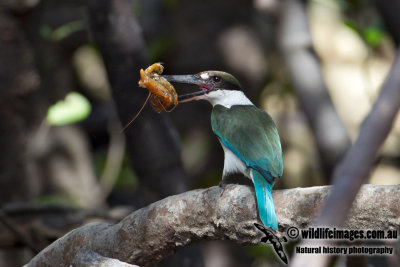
[343,19,362,35]
[51,20,85,41]
[47,92,91,126]
[363,27,384,47]
[39,20,85,42]
[34,193,80,207]
[39,25,52,39]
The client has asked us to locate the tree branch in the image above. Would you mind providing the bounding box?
[291,47,400,267]
[26,184,400,267]
[279,0,351,179]
[87,0,188,200]
[0,203,132,249]
[375,0,400,46]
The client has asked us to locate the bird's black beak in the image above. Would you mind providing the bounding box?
[163,74,210,102]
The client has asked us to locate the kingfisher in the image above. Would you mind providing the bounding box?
[164,71,283,230]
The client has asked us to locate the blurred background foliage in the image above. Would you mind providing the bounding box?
[0,0,399,266]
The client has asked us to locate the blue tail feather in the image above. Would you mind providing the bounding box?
[252,170,277,230]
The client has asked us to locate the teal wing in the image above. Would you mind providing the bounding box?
[211,105,283,181]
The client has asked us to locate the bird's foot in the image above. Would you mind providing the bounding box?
[219,180,228,198]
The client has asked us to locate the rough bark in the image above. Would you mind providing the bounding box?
[26,184,400,267]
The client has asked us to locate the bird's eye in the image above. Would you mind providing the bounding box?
[212,76,221,82]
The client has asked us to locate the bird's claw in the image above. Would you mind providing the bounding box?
[219,181,228,198]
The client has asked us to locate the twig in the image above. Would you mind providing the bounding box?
[0,203,133,248]
[290,46,400,266]
[0,209,40,254]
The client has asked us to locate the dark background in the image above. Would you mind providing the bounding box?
[0,0,399,266]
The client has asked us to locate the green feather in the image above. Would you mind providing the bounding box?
[211,105,283,179]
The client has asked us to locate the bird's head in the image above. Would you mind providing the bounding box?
[163,71,242,103]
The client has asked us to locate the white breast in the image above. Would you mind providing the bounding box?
[219,141,251,180]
